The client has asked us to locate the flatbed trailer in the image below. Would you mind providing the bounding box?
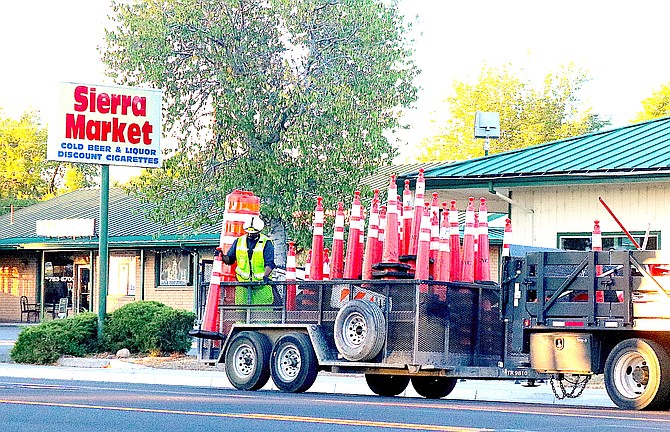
[209,250,670,409]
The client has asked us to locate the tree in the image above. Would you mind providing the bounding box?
[418,63,609,161]
[103,0,418,265]
[633,83,670,123]
[0,109,99,208]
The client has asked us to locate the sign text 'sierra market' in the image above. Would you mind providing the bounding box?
[66,85,154,145]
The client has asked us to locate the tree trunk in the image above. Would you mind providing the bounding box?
[270,218,287,269]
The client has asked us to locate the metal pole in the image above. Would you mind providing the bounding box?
[598,197,641,249]
[98,165,110,338]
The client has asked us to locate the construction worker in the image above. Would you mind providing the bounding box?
[221,216,276,304]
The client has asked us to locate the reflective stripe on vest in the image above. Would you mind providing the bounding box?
[235,234,268,282]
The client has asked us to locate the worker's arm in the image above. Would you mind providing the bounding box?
[263,240,276,281]
[220,239,238,265]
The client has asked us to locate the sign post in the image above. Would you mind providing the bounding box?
[48,82,162,337]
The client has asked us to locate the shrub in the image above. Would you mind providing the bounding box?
[103,301,167,353]
[10,312,99,364]
[150,308,197,354]
[103,301,195,355]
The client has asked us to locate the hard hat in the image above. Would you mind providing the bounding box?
[243,216,265,233]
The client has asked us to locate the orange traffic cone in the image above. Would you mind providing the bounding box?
[381,175,400,264]
[415,203,432,291]
[357,201,366,279]
[502,218,512,258]
[397,195,403,258]
[408,168,426,255]
[377,205,387,262]
[304,250,311,281]
[473,212,480,280]
[461,197,476,283]
[286,241,297,311]
[449,200,461,281]
[309,197,325,281]
[402,180,413,256]
[192,247,225,339]
[343,191,363,279]
[362,198,380,280]
[429,210,439,279]
[477,198,491,281]
[331,202,345,279]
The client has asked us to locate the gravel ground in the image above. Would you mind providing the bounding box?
[122,354,218,371]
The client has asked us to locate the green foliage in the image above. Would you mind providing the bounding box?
[103,0,419,262]
[104,301,195,354]
[103,300,167,353]
[418,63,610,161]
[0,109,98,200]
[632,83,670,123]
[150,308,197,354]
[10,313,99,365]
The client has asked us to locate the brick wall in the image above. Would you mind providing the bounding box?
[0,253,39,322]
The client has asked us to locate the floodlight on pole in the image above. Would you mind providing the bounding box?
[474,111,500,156]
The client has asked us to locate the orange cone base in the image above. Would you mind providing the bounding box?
[372,262,411,270]
[188,329,226,340]
[371,270,415,279]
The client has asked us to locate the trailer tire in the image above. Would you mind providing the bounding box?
[411,376,457,399]
[366,374,410,397]
[604,338,670,410]
[270,332,318,393]
[334,300,386,362]
[224,331,272,391]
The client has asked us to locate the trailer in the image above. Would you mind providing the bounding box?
[209,249,670,410]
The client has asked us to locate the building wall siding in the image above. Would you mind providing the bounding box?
[511,182,670,249]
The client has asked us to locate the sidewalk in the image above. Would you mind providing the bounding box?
[0,359,615,407]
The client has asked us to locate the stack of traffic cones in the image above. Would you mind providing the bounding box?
[323,248,331,281]
[402,180,413,256]
[372,176,412,279]
[343,192,363,279]
[461,197,476,282]
[309,197,325,281]
[362,198,380,280]
[592,220,603,278]
[330,202,345,279]
[477,198,491,281]
[415,203,432,290]
[408,168,426,256]
[429,209,439,279]
[449,200,461,281]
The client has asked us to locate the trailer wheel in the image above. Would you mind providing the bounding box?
[365,374,410,397]
[411,376,457,399]
[224,331,272,391]
[604,338,670,410]
[334,300,386,362]
[270,332,318,393]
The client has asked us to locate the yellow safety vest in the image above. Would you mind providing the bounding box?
[235,234,268,282]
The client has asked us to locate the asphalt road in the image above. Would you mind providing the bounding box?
[1,378,669,432]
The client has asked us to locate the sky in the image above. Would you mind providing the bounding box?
[1,0,669,178]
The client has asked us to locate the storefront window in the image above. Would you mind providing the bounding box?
[44,254,73,306]
[158,251,193,287]
[558,232,660,251]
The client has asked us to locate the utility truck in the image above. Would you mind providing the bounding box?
[212,249,670,410]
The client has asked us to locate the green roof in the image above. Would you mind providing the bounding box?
[409,116,670,188]
[0,188,220,250]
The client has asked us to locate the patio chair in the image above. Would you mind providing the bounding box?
[20,296,39,322]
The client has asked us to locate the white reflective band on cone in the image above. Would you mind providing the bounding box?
[315,211,324,224]
[213,259,223,272]
[419,231,430,241]
[287,256,296,266]
[314,226,324,235]
[334,231,344,240]
[211,275,221,284]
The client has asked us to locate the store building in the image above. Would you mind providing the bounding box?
[0,188,220,322]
